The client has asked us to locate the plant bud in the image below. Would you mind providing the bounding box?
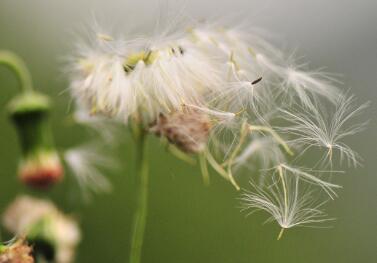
[7,92,63,188]
[0,238,34,263]
[150,109,212,154]
[2,196,81,263]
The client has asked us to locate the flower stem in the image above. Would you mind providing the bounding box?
[130,130,149,263]
[0,50,33,92]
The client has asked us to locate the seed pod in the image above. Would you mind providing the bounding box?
[7,92,63,188]
[150,109,212,154]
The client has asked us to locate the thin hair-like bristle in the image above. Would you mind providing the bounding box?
[240,170,334,231]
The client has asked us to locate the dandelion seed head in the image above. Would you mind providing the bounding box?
[69,28,227,123]
[66,18,367,236]
[69,22,348,128]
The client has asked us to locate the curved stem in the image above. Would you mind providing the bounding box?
[223,121,248,191]
[130,131,149,263]
[0,50,33,92]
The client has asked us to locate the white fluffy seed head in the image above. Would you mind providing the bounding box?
[69,23,345,125]
[69,31,225,123]
[67,19,367,233]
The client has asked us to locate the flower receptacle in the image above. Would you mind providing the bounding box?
[18,150,63,188]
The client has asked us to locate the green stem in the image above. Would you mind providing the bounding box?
[0,50,33,92]
[130,131,149,263]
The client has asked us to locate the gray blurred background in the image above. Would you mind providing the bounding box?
[0,1,376,262]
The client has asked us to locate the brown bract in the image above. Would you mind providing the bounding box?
[150,109,212,154]
[0,239,34,263]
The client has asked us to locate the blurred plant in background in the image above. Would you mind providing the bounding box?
[1,50,64,189]
[0,50,114,263]
[2,196,80,263]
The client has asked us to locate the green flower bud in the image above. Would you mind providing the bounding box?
[7,92,63,188]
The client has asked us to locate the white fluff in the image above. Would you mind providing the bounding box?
[277,164,341,199]
[73,108,121,144]
[64,143,113,198]
[235,136,285,169]
[69,24,345,124]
